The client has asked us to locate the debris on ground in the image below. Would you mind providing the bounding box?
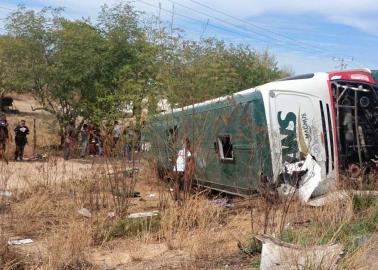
[307,190,350,207]
[27,152,47,161]
[107,211,116,218]
[8,238,34,245]
[111,190,140,198]
[351,190,378,196]
[210,198,234,208]
[277,184,296,199]
[142,193,158,201]
[123,168,140,177]
[128,210,159,219]
[307,190,378,207]
[0,190,12,197]
[78,207,92,218]
[256,235,343,270]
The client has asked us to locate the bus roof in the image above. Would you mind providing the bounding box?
[161,69,375,115]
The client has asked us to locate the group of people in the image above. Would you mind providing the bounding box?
[63,120,138,161]
[0,113,139,162]
[63,121,104,160]
[0,114,30,162]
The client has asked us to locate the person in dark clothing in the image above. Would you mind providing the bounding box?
[88,125,97,156]
[0,114,9,163]
[79,124,89,158]
[63,121,76,160]
[14,119,29,161]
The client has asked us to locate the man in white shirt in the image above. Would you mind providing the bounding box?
[175,147,191,172]
[173,138,193,201]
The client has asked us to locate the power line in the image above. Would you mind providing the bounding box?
[189,0,334,55]
[0,6,13,11]
[171,0,368,68]
[169,0,333,56]
[139,0,325,55]
[137,0,270,44]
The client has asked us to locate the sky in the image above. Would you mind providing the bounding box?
[1,0,377,74]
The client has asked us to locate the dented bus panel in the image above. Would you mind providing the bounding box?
[147,69,378,197]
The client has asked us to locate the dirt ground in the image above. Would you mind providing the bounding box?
[1,156,257,269]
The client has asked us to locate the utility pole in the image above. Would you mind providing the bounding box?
[333,57,353,70]
[170,2,175,35]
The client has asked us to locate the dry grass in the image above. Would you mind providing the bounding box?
[160,194,224,250]
[44,220,93,270]
[1,157,377,269]
[0,235,25,270]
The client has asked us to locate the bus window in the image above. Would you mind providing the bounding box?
[166,126,178,147]
[217,135,234,161]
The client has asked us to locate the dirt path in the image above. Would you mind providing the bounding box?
[0,157,133,190]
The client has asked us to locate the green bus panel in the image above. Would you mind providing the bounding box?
[146,91,272,195]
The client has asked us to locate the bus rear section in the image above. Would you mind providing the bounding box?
[329,70,378,177]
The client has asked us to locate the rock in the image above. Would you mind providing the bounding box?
[0,191,12,197]
[128,210,159,219]
[277,184,296,199]
[8,238,33,245]
[78,207,92,218]
[256,234,343,270]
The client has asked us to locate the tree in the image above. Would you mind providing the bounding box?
[1,6,104,138]
[158,37,290,107]
[0,2,290,138]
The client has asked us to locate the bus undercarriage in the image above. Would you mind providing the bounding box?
[332,80,378,178]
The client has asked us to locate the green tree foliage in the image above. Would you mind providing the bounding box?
[1,6,104,136]
[0,2,290,135]
[159,37,290,107]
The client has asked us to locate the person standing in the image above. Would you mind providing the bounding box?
[63,121,76,160]
[173,138,193,201]
[112,121,122,146]
[88,125,97,156]
[94,127,103,156]
[123,127,136,162]
[0,114,9,163]
[14,119,29,161]
[79,124,89,159]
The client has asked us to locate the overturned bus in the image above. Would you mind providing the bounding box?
[147,69,378,197]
